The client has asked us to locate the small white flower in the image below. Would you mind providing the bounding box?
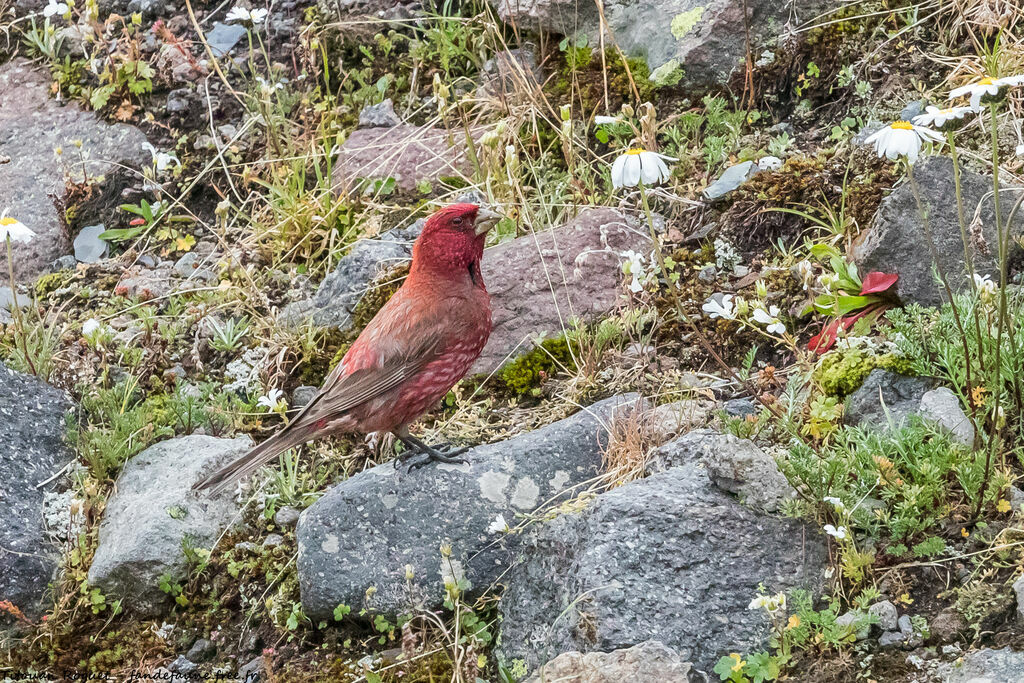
[226,5,267,24]
[0,216,36,243]
[950,75,1024,110]
[82,319,101,337]
[748,593,786,613]
[752,305,786,335]
[974,272,998,301]
[257,387,287,412]
[621,249,648,293]
[823,524,848,540]
[795,260,814,290]
[610,148,677,189]
[863,121,942,165]
[912,105,973,130]
[594,115,621,125]
[487,514,510,534]
[143,142,180,172]
[702,294,736,320]
[823,496,846,512]
[43,0,68,18]
[748,596,769,610]
[757,155,783,171]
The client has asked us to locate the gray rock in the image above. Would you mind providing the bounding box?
[169,656,197,675]
[836,611,870,641]
[114,266,175,300]
[0,362,73,618]
[358,98,401,128]
[1013,575,1024,623]
[524,641,691,683]
[273,506,301,528]
[296,394,642,621]
[1010,485,1024,512]
[869,600,899,632]
[206,22,247,57]
[939,647,1024,682]
[898,613,914,635]
[879,630,908,648]
[901,100,926,121]
[478,46,543,101]
[331,124,481,195]
[698,264,717,282]
[497,460,828,672]
[291,386,319,409]
[646,429,795,513]
[87,435,253,615]
[703,160,756,200]
[174,252,219,283]
[238,656,263,681]
[165,89,192,114]
[50,255,78,271]
[185,637,216,663]
[472,207,651,374]
[843,369,934,431]
[851,156,1023,307]
[724,398,757,418]
[73,224,108,263]
[919,387,974,445]
[0,59,148,281]
[488,0,824,92]
[263,533,285,549]
[0,286,27,312]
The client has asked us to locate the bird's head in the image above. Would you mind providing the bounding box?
[411,203,501,278]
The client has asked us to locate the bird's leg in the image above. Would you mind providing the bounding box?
[394,434,469,470]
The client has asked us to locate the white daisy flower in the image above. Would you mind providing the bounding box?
[823,524,847,539]
[752,305,786,335]
[0,216,36,243]
[487,514,510,534]
[912,105,973,131]
[43,0,68,17]
[226,5,268,24]
[702,294,736,320]
[950,75,1024,110]
[610,148,677,189]
[257,387,287,412]
[863,121,942,165]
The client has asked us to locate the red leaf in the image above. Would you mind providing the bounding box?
[808,305,886,354]
[129,218,146,226]
[859,271,898,295]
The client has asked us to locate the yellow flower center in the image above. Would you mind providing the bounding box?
[891,121,914,130]
[625,148,646,155]
[0,217,17,226]
[979,77,996,85]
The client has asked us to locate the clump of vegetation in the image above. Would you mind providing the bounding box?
[498,336,578,396]
[815,346,914,396]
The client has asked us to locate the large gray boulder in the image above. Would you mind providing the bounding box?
[488,0,824,91]
[497,436,828,674]
[296,394,642,621]
[0,59,148,282]
[87,435,252,615]
[939,647,1024,682]
[851,156,1023,307]
[0,363,73,618]
[525,641,692,683]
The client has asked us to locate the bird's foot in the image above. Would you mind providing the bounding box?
[395,438,470,472]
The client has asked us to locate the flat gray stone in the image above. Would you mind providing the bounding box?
[0,362,73,618]
[939,647,1024,682]
[206,22,247,57]
[358,98,401,128]
[498,457,828,672]
[87,435,253,615]
[869,600,899,632]
[844,369,934,431]
[73,224,108,263]
[296,394,642,621]
[703,160,756,200]
[0,59,148,282]
[525,641,691,683]
[919,387,974,445]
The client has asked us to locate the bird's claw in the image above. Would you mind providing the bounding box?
[395,441,470,473]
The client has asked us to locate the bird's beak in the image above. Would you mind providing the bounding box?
[474,207,502,236]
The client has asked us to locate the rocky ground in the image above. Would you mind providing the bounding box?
[3,0,1024,681]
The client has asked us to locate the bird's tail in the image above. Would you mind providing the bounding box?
[192,419,320,495]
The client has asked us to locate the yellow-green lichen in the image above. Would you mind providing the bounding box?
[815,347,914,397]
[671,6,705,40]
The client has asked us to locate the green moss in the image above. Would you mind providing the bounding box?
[815,347,914,397]
[498,336,577,396]
[34,271,71,297]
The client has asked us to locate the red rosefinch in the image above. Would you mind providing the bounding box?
[194,203,501,493]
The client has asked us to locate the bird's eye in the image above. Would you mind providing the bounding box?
[452,216,464,226]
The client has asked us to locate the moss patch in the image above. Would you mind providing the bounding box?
[815,347,914,397]
[498,337,578,396]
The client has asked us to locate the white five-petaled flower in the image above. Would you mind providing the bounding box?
[610,148,677,189]
[487,514,510,534]
[226,5,268,24]
[143,142,180,172]
[973,272,998,301]
[43,0,68,18]
[621,249,648,293]
[949,75,1024,111]
[823,496,846,512]
[912,105,973,130]
[748,593,786,613]
[0,216,36,243]
[752,304,785,335]
[823,524,847,540]
[257,387,286,412]
[702,294,736,320]
[863,121,942,165]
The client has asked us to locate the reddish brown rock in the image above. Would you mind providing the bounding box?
[330,124,477,195]
[0,59,148,281]
[473,207,651,374]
